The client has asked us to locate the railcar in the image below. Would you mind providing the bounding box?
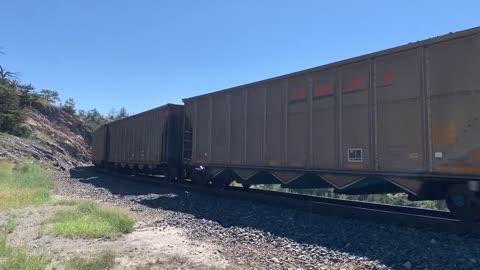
[93,27,480,221]
[92,104,184,178]
[182,27,480,220]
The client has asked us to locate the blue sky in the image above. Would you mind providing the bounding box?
[1,0,479,115]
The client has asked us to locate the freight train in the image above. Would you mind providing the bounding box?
[92,27,480,221]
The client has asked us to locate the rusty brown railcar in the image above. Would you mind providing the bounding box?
[183,27,480,219]
[92,104,184,176]
[91,124,107,166]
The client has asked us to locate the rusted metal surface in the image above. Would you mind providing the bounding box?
[91,125,107,165]
[93,104,184,166]
[183,27,480,193]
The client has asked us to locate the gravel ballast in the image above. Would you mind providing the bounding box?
[53,166,480,270]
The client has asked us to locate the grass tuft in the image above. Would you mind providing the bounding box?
[53,199,83,206]
[0,235,49,270]
[48,201,134,238]
[67,251,115,270]
[34,131,58,146]
[0,213,16,234]
[0,161,53,210]
[0,235,7,256]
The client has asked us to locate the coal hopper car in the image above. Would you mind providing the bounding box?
[92,104,184,178]
[182,27,480,220]
[93,27,480,221]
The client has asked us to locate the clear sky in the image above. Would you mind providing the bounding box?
[1,0,479,115]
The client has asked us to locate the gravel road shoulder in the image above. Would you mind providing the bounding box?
[43,166,480,269]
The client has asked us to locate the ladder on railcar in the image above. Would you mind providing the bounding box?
[182,128,193,163]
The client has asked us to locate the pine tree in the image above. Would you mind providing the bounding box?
[62,98,76,114]
[39,89,60,103]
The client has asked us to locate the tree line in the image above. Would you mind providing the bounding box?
[0,50,129,137]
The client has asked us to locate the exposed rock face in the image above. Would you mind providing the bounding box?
[0,101,92,170]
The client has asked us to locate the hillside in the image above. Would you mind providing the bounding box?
[0,101,92,171]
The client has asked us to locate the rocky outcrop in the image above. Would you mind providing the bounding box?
[0,101,92,170]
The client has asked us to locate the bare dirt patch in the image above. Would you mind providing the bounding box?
[4,203,229,269]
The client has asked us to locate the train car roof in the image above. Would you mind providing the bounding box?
[183,26,480,101]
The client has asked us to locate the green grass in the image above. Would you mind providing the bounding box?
[0,213,16,234]
[53,199,83,206]
[0,161,52,269]
[0,161,53,210]
[67,251,115,270]
[0,235,49,270]
[34,131,58,146]
[48,201,134,238]
[0,235,6,256]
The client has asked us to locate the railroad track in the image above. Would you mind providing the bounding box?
[95,168,480,237]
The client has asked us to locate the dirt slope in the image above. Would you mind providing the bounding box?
[0,101,91,170]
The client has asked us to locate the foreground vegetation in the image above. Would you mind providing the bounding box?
[0,161,133,269]
[0,162,53,210]
[67,251,115,270]
[0,236,50,270]
[0,161,52,269]
[0,207,49,270]
[48,200,135,238]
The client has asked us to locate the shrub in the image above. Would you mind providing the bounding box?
[48,201,134,238]
[67,251,115,270]
[0,235,49,270]
[0,161,53,210]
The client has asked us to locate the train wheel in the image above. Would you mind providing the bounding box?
[446,184,480,222]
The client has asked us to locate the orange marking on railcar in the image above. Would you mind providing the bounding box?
[288,162,304,167]
[290,88,306,100]
[434,165,480,174]
[432,121,456,145]
[314,83,334,96]
[346,163,364,169]
[382,71,397,85]
[268,160,281,166]
[344,77,365,92]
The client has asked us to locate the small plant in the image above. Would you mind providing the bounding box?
[48,201,134,238]
[53,199,83,206]
[0,213,16,234]
[0,235,7,256]
[67,251,115,270]
[34,131,58,146]
[0,234,49,270]
[0,161,53,210]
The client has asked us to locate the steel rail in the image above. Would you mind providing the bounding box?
[95,168,480,237]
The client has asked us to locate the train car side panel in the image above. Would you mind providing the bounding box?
[311,69,338,169]
[428,33,480,175]
[375,49,424,172]
[211,94,228,164]
[246,86,266,166]
[266,80,286,167]
[287,75,309,168]
[91,125,107,165]
[102,105,183,166]
[229,89,246,165]
[341,61,371,170]
[194,98,210,164]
